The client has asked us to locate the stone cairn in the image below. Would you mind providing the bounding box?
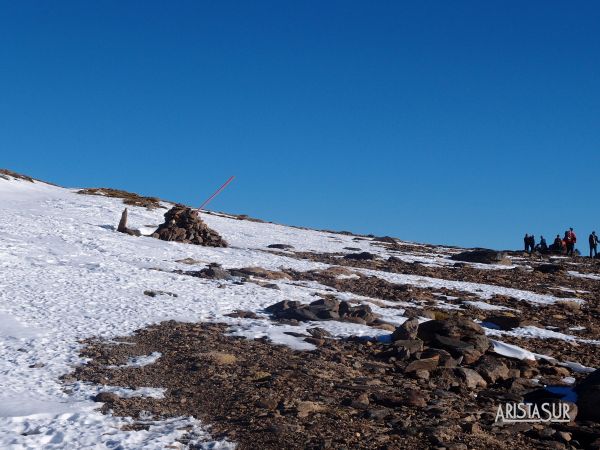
[151,204,227,247]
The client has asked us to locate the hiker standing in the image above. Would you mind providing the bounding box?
[590,231,598,258]
[524,234,530,253]
[529,235,536,253]
[538,236,548,253]
[552,235,563,253]
[565,228,577,256]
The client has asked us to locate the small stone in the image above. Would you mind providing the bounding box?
[475,355,510,383]
[405,356,439,373]
[463,422,482,434]
[350,393,370,410]
[394,339,424,355]
[367,408,392,421]
[404,389,427,407]
[392,318,420,340]
[484,314,523,331]
[455,368,487,389]
[256,398,279,410]
[296,401,324,418]
[448,444,468,450]
[414,369,430,380]
[207,352,237,365]
[557,431,571,442]
[252,371,272,381]
[461,349,484,364]
[93,392,119,403]
[538,427,556,438]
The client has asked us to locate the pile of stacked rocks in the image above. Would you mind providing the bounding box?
[151,205,227,247]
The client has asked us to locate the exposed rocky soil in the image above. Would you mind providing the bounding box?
[62,227,600,449]
[273,250,600,300]
[0,168,34,182]
[69,319,600,450]
[77,187,164,209]
[261,250,600,346]
[174,259,600,359]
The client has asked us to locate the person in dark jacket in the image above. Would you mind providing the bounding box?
[551,234,563,254]
[524,234,530,253]
[537,236,548,253]
[590,231,598,258]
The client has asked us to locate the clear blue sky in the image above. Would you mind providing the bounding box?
[1,1,599,250]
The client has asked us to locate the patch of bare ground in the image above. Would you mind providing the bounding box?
[77,187,165,209]
[281,267,482,305]
[277,266,600,345]
[173,261,600,353]
[0,168,35,182]
[67,321,599,450]
[264,251,600,339]
[369,240,457,256]
[273,250,600,303]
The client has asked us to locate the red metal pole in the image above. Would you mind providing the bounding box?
[198,176,235,211]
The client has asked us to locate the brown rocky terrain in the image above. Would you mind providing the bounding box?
[50,200,600,449]
[6,170,598,448]
[77,187,164,209]
[68,318,600,449]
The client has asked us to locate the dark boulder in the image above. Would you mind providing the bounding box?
[392,318,420,341]
[267,244,294,250]
[575,369,600,421]
[534,264,564,274]
[372,236,398,244]
[93,392,120,403]
[265,300,300,314]
[483,314,523,331]
[265,298,376,324]
[344,252,376,261]
[450,249,510,265]
[339,301,376,324]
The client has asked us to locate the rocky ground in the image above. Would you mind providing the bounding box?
[66,244,600,449]
[6,171,599,449]
[60,185,600,448]
[70,318,600,449]
[67,247,600,449]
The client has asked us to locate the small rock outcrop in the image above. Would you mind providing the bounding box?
[151,205,227,247]
[344,252,376,261]
[450,249,510,265]
[484,313,524,331]
[117,208,142,237]
[534,263,564,274]
[267,244,294,250]
[266,298,376,325]
[392,317,420,341]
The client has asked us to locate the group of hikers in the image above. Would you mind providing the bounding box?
[524,228,599,258]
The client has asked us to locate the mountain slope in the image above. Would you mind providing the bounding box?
[0,173,598,449]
